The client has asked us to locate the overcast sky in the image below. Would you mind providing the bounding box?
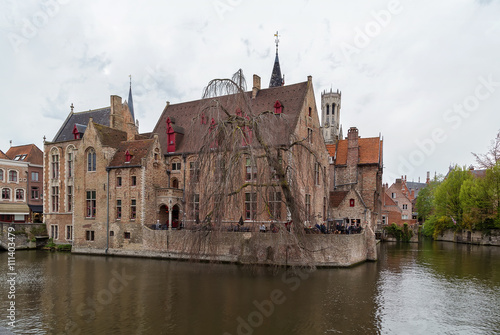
[1,0,499,183]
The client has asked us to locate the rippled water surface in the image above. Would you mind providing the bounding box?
[0,240,499,334]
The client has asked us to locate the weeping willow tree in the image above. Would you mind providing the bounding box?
[184,69,330,265]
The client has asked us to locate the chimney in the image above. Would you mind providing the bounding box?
[426,171,430,183]
[252,74,261,99]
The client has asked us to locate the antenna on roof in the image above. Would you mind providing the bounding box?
[70,103,74,113]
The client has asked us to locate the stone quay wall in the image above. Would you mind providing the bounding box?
[0,223,47,250]
[435,229,500,246]
[73,227,375,267]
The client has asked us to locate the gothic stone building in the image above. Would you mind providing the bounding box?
[44,75,331,250]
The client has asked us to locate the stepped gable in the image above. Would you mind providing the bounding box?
[153,81,309,156]
[6,144,43,165]
[108,139,154,167]
[52,107,111,143]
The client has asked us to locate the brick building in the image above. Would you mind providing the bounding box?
[382,176,418,226]
[44,72,330,249]
[0,144,43,223]
[326,127,383,230]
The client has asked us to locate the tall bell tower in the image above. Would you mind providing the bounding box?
[321,89,342,143]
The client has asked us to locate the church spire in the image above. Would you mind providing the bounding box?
[128,75,135,121]
[269,31,284,88]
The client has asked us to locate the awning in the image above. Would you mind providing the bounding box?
[0,203,30,215]
[28,205,43,213]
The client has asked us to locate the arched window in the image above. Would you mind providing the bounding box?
[66,145,75,178]
[15,189,24,200]
[87,148,96,171]
[50,148,59,179]
[2,188,11,200]
[332,103,336,116]
[326,104,329,115]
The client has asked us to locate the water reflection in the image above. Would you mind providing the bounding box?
[0,240,499,334]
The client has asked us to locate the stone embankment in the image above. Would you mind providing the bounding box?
[73,228,377,267]
[435,229,500,246]
[0,223,48,250]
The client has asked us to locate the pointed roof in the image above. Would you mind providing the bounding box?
[153,80,309,155]
[128,80,135,121]
[51,107,111,143]
[269,31,283,88]
[0,150,9,160]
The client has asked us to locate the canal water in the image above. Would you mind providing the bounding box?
[1,240,499,334]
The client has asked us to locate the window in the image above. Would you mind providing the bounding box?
[245,158,257,181]
[192,194,199,221]
[245,192,257,220]
[117,176,122,187]
[51,152,59,179]
[332,103,336,116]
[124,232,131,239]
[391,192,396,199]
[109,231,114,237]
[382,216,387,225]
[402,214,408,220]
[131,175,137,186]
[31,171,39,182]
[15,189,24,201]
[0,169,3,181]
[350,199,355,207]
[308,107,312,117]
[2,188,11,200]
[314,162,320,185]
[130,199,136,219]
[402,204,408,210]
[50,225,59,240]
[326,104,329,115]
[86,190,96,218]
[51,186,59,212]
[116,200,122,219]
[274,100,283,114]
[8,170,18,183]
[67,186,73,212]
[307,128,313,144]
[67,152,73,178]
[87,148,96,171]
[190,161,200,183]
[269,191,282,220]
[305,194,311,221]
[66,225,73,241]
[172,162,181,171]
[85,230,95,241]
[125,150,132,163]
[31,187,39,200]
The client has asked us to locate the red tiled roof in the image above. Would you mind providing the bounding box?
[327,137,382,165]
[383,193,399,208]
[109,139,154,167]
[0,150,9,159]
[329,191,349,208]
[153,81,310,155]
[5,144,43,165]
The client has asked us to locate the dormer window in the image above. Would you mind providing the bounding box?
[200,113,207,125]
[236,108,243,117]
[125,150,132,163]
[209,118,216,132]
[274,100,283,114]
[166,117,176,153]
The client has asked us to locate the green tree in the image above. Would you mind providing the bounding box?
[416,178,440,222]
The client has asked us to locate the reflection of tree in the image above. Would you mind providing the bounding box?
[186,70,329,263]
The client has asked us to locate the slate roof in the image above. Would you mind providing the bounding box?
[5,144,43,165]
[470,169,487,178]
[52,107,111,143]
[153,81,309,156]
[326,137,382,165]
[405,181,427,198]
[109,139,154,167]
[269,52,283,88]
